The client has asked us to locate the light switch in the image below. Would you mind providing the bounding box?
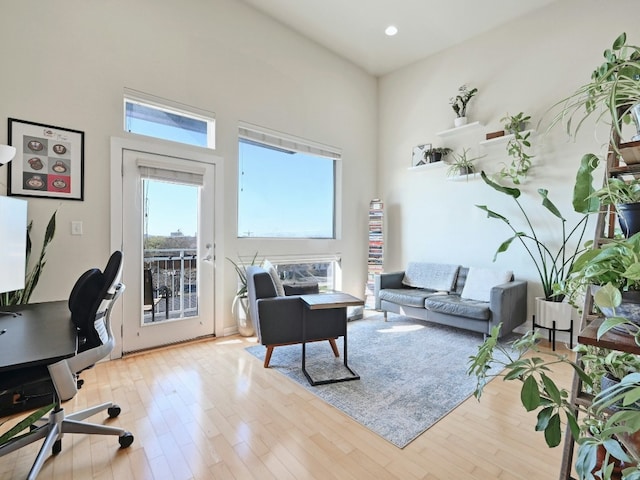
[71,221,83,235]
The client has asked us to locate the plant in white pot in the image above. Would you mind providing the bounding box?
[226,252,259,337]
[476,164,594,335]
[449,84,478,127]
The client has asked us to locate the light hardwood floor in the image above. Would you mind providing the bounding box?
[0,326,573,480]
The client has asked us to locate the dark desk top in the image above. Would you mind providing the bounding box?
[0,301,77,372]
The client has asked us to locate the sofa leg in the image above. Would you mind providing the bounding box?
[384,311,388,322]
[328,338,340,357]
[264,346,274,368]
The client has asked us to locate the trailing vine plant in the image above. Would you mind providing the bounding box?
[498,112,534,185]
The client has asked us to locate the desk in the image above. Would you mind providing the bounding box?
[0,301,76,373]
[300,293,364,386]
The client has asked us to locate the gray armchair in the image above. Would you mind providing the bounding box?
[246,266,344,367]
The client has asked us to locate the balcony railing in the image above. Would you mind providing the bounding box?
[143,248,197,323]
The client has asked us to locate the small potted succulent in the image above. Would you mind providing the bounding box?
[449,84,478,127]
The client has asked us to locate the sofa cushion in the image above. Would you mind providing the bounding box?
[379,288,445,308]
[401,262,460,292]
[425,295,490,320]
[460,267,513,302]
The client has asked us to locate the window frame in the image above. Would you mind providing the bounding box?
[237,123,341,240]
[123,88,215,149]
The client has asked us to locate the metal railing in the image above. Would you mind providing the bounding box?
[143,248,198,322]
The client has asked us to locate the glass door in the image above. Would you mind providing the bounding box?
[121,149,215,353]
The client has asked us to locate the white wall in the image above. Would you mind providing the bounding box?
[0,0,377,334]
[378,0,640,319]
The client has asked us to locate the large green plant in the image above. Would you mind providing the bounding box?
[0,210,57,306]
[468,324,640,480]
[476,166,592,302]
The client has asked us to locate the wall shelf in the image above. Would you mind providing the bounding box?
[479,129,536,146]
[447,172,481,182]
[436,121,482,138]
[408,161,445,172]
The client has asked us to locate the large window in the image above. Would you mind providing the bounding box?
[237,125,339,239]
[124,89,215,149]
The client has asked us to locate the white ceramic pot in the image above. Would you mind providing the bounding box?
[534,297,575,330]
[232,295,255,337]
[454,116,468,128]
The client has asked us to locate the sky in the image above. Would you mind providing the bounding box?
[128,110,334,239]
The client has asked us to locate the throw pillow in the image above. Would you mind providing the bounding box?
[262,259,285,297]
[461,267,513,302]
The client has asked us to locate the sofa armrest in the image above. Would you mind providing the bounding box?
[489,280,528,337]
[374,271,405,310]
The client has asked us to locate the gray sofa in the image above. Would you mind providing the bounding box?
[374,262,527,338]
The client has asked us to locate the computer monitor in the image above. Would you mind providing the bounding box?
[0,196,28,294]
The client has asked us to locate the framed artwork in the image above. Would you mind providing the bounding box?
[411,143,431,167]
[8,118,84,201]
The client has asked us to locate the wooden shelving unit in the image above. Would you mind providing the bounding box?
[365,199,383,309]
[559,133,640,479]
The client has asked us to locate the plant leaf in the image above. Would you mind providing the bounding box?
[521,375,541,411]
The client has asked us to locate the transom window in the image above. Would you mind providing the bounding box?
[124,89,215,149]
[237,125,339,239]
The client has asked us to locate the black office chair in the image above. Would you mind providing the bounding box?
[0,251,134,480]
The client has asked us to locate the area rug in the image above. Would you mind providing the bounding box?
[245,314,516,448]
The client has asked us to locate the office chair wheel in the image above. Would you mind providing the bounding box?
[119,432,134,448]
[52,439,62,455]
[107,405,121,418]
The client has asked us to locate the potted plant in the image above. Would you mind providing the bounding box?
[576,344,640,397]
[446,148,483,178]
[468,325,640,479]
[477,168,592,302]
[226,252,259,336]
[476,165,593,330]
[592,177,640,238]
[547,32,640,146]
[497,112,534,185]
[449,84,478,127]
[557,233,640,343]
[424,146,452,163]
[501,111,531,134]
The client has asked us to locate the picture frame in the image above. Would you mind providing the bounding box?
[8,118,84,201]
[411,143,431,168]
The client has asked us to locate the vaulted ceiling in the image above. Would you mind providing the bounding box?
[240,0,559,76]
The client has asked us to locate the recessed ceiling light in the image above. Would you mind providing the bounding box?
[385,25,398,37]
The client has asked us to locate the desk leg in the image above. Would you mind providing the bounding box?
[301,307,360,387]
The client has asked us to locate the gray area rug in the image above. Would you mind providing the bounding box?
[245,314,516,448]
